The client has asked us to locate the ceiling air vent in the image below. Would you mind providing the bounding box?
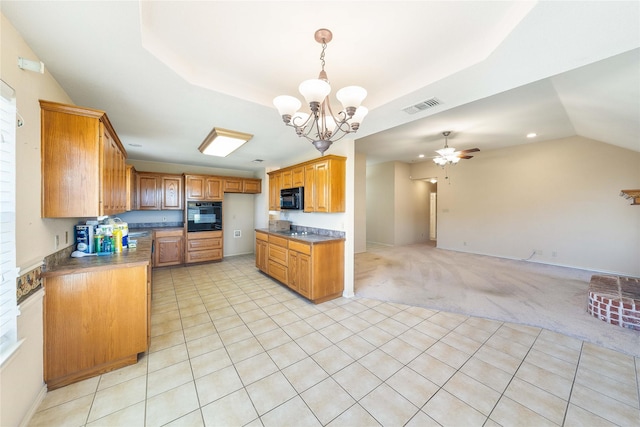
[252,159,264,163]
[402,97,443,114]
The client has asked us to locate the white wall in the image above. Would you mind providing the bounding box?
[1,14,74,427]
[410,136,640,276]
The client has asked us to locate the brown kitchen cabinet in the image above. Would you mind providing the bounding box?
[40,100,128,218]
[255,231,269,273]
[126,165,138,211]
[186,231,223,263]
[256,231,344,303]
[268,172,281,211]
[137,172,183,210]
[185,174,222,201]
[304,156,345,213]
[268,155,345,213]
[154,229,184,267]
[243,178,262,194]
[43,264,149,390]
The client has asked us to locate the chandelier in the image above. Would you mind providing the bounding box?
[433,131,461,166]
[273,29,368,155]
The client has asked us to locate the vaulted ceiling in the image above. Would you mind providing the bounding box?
[2,1,639,171]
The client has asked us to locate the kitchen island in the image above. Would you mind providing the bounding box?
[255,229,345,303]
[42,235,152,390]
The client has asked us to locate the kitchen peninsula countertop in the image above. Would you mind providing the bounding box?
[42,235,153,277]
[256,229,345,244]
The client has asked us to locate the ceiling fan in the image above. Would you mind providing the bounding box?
[432,131,480,166]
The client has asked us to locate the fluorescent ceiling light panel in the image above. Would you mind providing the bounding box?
[198,127,253,157]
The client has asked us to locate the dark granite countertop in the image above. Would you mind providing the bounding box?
[256,229,345,244]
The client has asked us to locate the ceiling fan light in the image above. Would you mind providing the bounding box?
[433,157,447,166]
[436,147,455,156]
[336,86,367,112]
[299,79,331,104]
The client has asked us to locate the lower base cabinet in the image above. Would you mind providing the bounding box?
[256,231,344,303]
[186,230,222,263]
[154,229,184,267]
[43,264,149,390]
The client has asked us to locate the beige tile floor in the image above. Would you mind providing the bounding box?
[29,255,640,426]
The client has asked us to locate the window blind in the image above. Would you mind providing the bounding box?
[0,79,19,363]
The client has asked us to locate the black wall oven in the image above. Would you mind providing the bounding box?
[187,201,222,232]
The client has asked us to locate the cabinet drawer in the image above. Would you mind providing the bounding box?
[188,237,222,251]
[269,235,288,247]
[268,259,288,284]
[268,243,288,266]
[154,229,184,238]
[186,249,222,263]
[256,231,268,242]
[288,240,311,255]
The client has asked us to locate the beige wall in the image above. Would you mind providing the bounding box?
[354,152,367,253]
[365,162,395,245]
[410,136,640,276]
[1,14,74,427]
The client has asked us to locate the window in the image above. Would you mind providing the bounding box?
[0,79,19,364]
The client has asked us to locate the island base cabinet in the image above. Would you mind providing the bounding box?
[44,265,148,390]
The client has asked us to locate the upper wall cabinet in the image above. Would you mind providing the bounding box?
[269,155,346,213]
[137,172,183,210]
[40,100,127,218]
[223,177,262,194]
[185,175,223,201]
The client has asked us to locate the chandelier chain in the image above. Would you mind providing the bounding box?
[319,40,327,73]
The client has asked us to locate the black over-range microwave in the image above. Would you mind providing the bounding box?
[280,187,304,210]
[187,201,222,232]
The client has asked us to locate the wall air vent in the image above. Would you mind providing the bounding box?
[252,159,264,163]
[402,97,443,114]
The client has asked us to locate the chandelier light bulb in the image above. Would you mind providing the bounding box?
[298,79,331,105]
[336,86,367,114]
[273,95,301,119]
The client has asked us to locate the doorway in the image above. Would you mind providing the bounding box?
[430,191,437,241]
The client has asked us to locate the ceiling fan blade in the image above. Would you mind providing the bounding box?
[458,155,474,160]
[458,148,480,154]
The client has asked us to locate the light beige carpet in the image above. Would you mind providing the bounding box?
[355,242,640,357]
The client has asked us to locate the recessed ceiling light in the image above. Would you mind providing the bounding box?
[418,154,425,158]
[526,133,537,138]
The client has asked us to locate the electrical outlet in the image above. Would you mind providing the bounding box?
[65,231,69,244]
[55,235,59,249]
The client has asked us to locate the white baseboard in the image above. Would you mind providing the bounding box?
[19,384,47,427]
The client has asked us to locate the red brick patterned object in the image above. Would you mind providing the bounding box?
[588,275,640,331]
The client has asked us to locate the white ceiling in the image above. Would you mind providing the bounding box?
[2,1,639,171]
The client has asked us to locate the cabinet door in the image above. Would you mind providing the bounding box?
[255,239,268,273]
[205,178,222,200]
[314,160,330,213]
[243,179,262,194]
[292,167,305,188]
[281,170,293,189]
[126,165,138,211]
[185,175,205,200]
[155,236,183,267]
[304,164,315,212]
[162,176,183,210]
[101,128,115,214]
[288,251,299,291]
[297,252,312,298]
[269,173,281,211]
[138,175,160,210]
[223,178,242,193]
